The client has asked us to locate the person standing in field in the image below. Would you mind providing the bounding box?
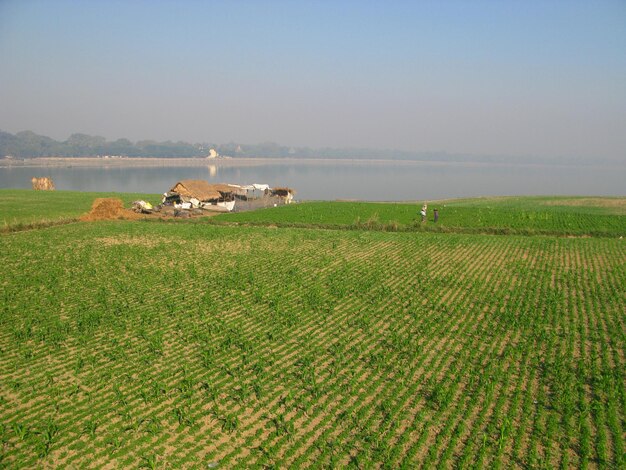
[434,208,439,223]
[420,203,427,222]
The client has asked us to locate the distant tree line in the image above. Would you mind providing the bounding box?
[0,130,466,161]
[0,130,205,158]
[0,129,608,165]
[0,130,423,159]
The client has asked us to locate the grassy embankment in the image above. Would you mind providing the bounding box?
[0,191,624,467]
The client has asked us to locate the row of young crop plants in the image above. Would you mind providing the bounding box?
[1,223,624,468]
[0,233,616,464]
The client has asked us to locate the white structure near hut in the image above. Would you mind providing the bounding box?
[206,148,219,159]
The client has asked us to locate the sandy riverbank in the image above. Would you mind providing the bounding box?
[0,156,462,168]
[1,156,477,169]
[0,156,274,168]
[0,156,614,170]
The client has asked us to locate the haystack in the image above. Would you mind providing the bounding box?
[31,177,55,190]
[80,198,134,221]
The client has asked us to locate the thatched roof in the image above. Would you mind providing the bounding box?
[211,183,243,194]
[170,180,222,201]
[272,187,295,196]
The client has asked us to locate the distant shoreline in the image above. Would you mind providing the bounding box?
[0,156,619,170]
[1,156,269,168]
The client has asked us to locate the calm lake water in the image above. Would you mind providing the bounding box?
[1,160,624,201]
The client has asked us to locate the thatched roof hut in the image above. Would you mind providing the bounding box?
[169,180,222,201]
[271,187,295,197]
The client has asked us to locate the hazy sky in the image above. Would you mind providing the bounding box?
[1,0,625,160]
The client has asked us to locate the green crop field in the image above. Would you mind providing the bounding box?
[0,190,160,231]
[2,190,625,237]
[216,196,626,237]
[0,192,625,468]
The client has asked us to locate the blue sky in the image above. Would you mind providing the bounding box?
[1,0,625,160]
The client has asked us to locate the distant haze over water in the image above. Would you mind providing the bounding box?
[1,160,624,201]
